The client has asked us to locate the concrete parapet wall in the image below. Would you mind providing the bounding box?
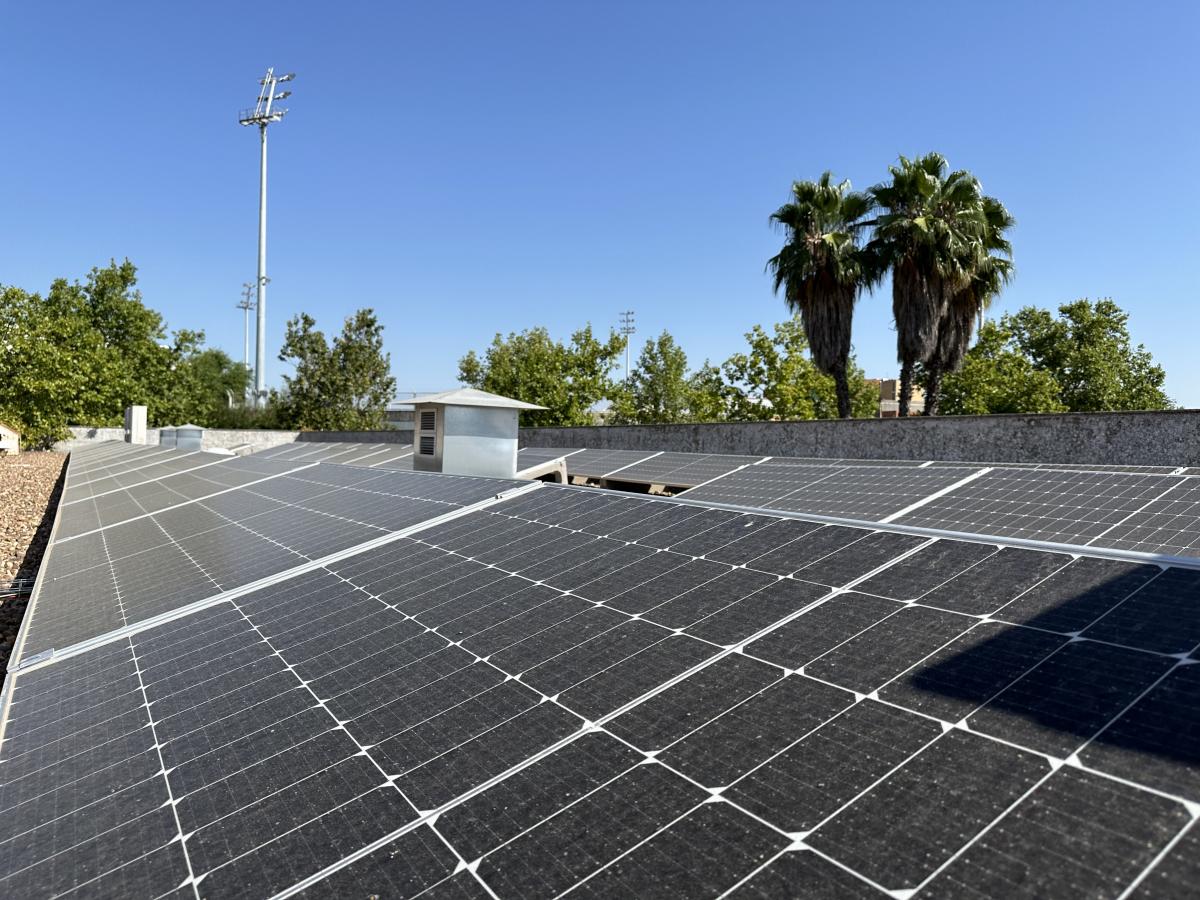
[519,410,1200,467]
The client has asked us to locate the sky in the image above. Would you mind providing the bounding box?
[2,1,1198,404]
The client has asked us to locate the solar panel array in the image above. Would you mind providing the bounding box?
[2,441,1198,899]
[525,445,1188,493]
[254,440,415,469]
[682,459,1200,559]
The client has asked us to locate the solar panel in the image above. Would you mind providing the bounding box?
[1038,462,1184,475]
[682,462,985,521]
[925,460,1182,474]
[895,468,1183,546]
[371,452,415,470]
[335,443,412,466]
[602,451,764,487]
[1087,477,1200,556]
[516,447,581,470]
[4,450,1199,898]
[53,456,323,540]
[766,455,928,467]
[13,464,525,666]
[558,448,660,478]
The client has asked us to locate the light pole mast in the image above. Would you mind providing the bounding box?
[237,283,255,397]
[619,310,636,385]
[239,68,294,407]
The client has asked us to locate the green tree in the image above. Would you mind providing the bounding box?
[936,321,1066,415]
[277,309,397,429]
[0,260,252,446]
[0,284,104,447]
[686,361,731,423]
[187,347,252,412]
[1008,299,1172,411]
[609,331,694,424]
[158,335,253,426]
[767,172,878,418]
[722,317,877,420]
[938,300,1172,414]
[869,154,987,416]
[458,325,625,426]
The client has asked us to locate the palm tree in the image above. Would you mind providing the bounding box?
[767,172,877,419]
[922,196,1015,415]
[869,154,986,415]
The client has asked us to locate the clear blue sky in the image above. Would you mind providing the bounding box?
[3,1,1198,403]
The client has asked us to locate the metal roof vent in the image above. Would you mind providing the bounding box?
[176,424,204,452]
[406,388,545,479]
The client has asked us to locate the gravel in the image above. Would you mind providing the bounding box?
[0,451,66,677]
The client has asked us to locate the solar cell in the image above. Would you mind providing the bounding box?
[728,850,888,898]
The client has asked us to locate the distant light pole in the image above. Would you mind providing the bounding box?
[238,68,295,407]
[236,283,255,400]
[619,310,636,385]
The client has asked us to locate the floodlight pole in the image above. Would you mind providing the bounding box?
[619,310,636,386]
[255,124,268,407]
[256,125,268,408]
[239,67,294,408]
[237,283,255,391]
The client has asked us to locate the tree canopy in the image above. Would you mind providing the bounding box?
[458,325,625,427]
[937,299,1172,414]
[721,317,878,421]
[609,331,695,424]
[275,309,397,430]
[0,261,250,448]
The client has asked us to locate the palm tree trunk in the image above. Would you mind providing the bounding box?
[898,361,913,417]
[923,361,943,416]
[833,361,851,419]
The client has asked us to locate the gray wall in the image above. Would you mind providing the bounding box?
[519,410,1200,466]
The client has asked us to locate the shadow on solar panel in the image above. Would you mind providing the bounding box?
[875,557,1198,790]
